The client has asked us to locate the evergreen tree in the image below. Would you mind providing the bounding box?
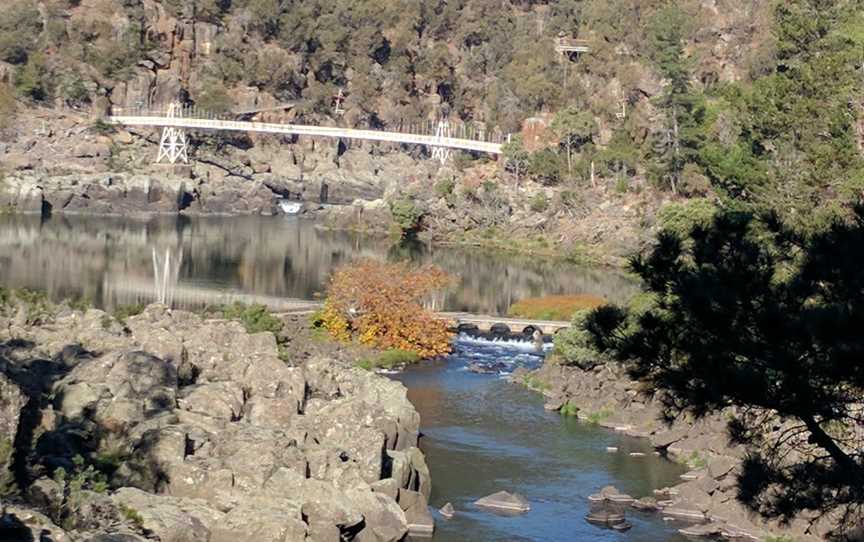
[589,207,864,537]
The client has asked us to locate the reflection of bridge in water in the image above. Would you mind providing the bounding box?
[103,274,322,313]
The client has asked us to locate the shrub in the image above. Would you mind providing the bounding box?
[529,192,549,213]
[321,259,454,358]
[657,197,718,238]
[434,177,455,198]
[553,310,609,370]
[221,302,283,334]
[389,198,424,238]
[113,303,144,324]
[0,1,42,65]
[508,294,605,321]
[527,148,564,185]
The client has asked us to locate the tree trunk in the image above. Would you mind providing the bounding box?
[802,415,860,474]
[671,106,680,196]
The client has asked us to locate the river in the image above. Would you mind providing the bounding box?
[0,213,686,541]
[394,336,688,541]
[0,213,638,313]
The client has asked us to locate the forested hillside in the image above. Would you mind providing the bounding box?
[1,0,863,232]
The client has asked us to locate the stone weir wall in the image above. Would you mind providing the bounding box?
[0,305,431,541]
[515,360,832,542]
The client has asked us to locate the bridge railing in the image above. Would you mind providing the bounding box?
[110,104,509,146]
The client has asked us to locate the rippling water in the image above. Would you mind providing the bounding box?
[392,335,690,542]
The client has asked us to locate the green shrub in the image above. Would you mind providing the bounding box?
[529,192,549,213]
[527,148,563,186]
[553,310,608,370]
[221,302,283,334]
[389,198,424,237]
[657,198,718,238]
[120,504,145,529]
[585,409,614,424]
[560,402,579,417]
[434,177,455,198]
[113,304,145,324]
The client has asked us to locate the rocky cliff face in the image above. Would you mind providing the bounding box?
[0,304,431,541]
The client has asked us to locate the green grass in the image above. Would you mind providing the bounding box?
[221,302,283,334]
[523,375,550,391]
[560,402,579,417]
[357,349,420,370]
[120,504,145,529]
[113,303,145,324]
[584,409,614,424]
[682,450,708,469]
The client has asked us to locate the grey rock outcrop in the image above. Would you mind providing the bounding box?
[0,173,279,216]
[0,304,430,542]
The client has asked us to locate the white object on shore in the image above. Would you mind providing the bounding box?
[280,200,302,214]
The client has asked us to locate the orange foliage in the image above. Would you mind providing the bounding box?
[507,294,606,321]
[323,259,455,358]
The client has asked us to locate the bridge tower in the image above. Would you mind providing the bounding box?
[156,102,189,165]
[431,120,451,164]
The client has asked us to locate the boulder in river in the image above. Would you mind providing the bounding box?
[585,506,626,527]
[474,491,530,514]
[439,502,455,519]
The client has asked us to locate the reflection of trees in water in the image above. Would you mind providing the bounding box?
[0,214,637,314]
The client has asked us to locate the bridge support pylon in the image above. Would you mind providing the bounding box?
[431,120,451,164]
[155,102,189,165]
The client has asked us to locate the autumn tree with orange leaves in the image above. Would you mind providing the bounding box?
[320,259,454,358]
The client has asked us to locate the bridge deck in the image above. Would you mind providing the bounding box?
[108,115,503,155]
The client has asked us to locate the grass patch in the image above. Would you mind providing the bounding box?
[682,450,708,469]
[120,504,144,529]
[508,294,606,321]
[357,349,421,371]
[560,402,579,417]
[221,302,283,334]
[585,409,614,424]
[113,303,145,324]
[523,375,550,391]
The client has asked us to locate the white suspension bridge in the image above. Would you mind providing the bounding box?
[107,103,507,165]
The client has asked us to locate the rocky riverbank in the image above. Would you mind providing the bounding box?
[514,359,832,542]
[0,299,432,541]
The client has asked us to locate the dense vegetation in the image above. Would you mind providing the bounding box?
[583,207,864,538]
[320,259,454,358]
[2,0,860,231]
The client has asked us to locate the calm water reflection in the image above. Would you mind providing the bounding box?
[393,337,689,542]
[0,214,638,314]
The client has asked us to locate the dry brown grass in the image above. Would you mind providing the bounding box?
[507,294,606,321]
